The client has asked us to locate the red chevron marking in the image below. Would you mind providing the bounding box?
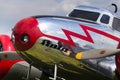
[43,24,120,46]
[80,24,120,41]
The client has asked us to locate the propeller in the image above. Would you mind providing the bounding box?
[111,3,118,13]
[75,48,120,60]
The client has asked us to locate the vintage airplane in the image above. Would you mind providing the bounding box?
[11,5,120,80]
[0,35,42,80]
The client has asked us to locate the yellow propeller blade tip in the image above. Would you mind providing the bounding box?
[76,52,83,59]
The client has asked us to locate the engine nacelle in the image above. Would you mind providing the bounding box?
[0,35,15,51]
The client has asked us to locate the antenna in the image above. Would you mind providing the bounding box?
[111,3,118,13]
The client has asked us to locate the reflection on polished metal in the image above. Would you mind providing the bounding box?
[40,39,120,60]
[36,16,120,59]
[12,15,120,79]
[40,39,70,56]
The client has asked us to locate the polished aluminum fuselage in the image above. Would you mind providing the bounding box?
[37,16,120,50]
[36,16,120,78]
[12,16,120,79]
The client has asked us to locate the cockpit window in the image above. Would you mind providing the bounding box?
[69,9,100,21]
[100,14,110,24]
[112,17,120,32]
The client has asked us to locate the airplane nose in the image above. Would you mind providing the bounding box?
[12,17,41,51]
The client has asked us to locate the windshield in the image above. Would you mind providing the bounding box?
[69,9,100,21]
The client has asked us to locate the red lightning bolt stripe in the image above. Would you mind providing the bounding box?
[42,24,120,46]
[80,24,120,41]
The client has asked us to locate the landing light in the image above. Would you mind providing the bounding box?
[21,34,30,43]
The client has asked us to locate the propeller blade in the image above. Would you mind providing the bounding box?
[75,48,120,60]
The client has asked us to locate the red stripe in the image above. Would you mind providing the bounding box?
[80,24,120,42]
[42,24,120,46]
